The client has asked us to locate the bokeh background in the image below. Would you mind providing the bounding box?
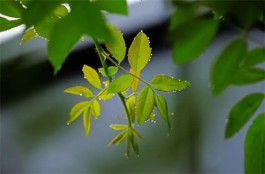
[1,0,264,173]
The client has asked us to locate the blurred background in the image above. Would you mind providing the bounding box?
[1,0,264,173]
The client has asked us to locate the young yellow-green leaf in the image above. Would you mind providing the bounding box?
[126,95,136,123]
[108,74,133,93]
[242,47,265,68]
[245,113,265,173]
[130,68,140,92]
[116,131,128,145]
[128,31,151,72]
[0,18,22,32]
[21,28,38,44]
[225,93,265,138]
[151,74,191,92]
[64,86,94,98]
[108,130,127,146]
[132,128,143,139]
[109,124,128,131]
[105,24,126,63]
[155,94,171,131]
[83,108,91,136]
[136,87,155,125]
[82,65,102,89]
[211,38,247,95]
[98,66,118,77]
[91,100,100,119]
[232,68,265,85]
[98,89,114,101]
[68,101,90,124]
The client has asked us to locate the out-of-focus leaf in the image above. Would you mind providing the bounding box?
[130,68,140,92]
[68,101,90,124]
[98,66,118,77]
[242,47,265,68]
[149,111,155,123]
[128,31,151,72]
[83,108,91,136]
[108,74,133,93]
[98,88,114,101]
[232,68,265,85]
[225,93,265,138]
[93,0,128,15]
[48,15,81,73]
[21,27,37,43]
[211,38,247,95]
[132,128,143,139]
[91,100,100,119]
[151,74,191,92]
[245,113,265,173]
[82,65,102,90]
[109,124,128,131]
[136,87,155,125]
[126,95,136,123]
[130,136,139,155]
[155,94,171,131]
[53,4,69,18]
[0,1,24,18]
[105,24,126,63]
[0,18,22,32]
[108,130,127,146]
[64,86,94,98]
[173,19,219,64]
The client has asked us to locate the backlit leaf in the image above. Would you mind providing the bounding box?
[98,66,118,77]
[225,93,265,138]
[0,18,22,32]
[21,27,37,43]
[82,65,102,89]
[108,130,127,146]
[173,19,219,64]
[83,108,91,136]
[126,95,136,123]
[64,86,94,98]
[109,124,128,131]
[245,113,265,173]
[93,0,128,15]
[232,68,265,85]
[108,74,133,93]
[105,24,126,63]
[211,38,247,95]
[128,31,151,72]
[68,101,90,124]
[136,87,155,125]
[98,88,114,101]
[155,94,171,131]
[91,100,100,119]
[130,68,140,92]
[151,74,191,92]
[243,47,265,68]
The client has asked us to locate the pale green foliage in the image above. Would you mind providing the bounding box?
[108,74,133,93]
[64,86,94,98]
[82,65,102,90]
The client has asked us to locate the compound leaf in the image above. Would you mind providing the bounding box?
[82,65,102,90]
[108,74,133,93]
[68,101,90,124]
[64,86,94,98]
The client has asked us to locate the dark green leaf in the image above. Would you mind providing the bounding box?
[98,66,118,77]
[82,65,102,90]
[245,112,265,173]
[105,24,126,63]
[211,38,247,94]
[136,87,155,125]
[243,47,265,68]
[108,74,133,93]
[128,31,151,72]
[225,93,265,138]
[173,19,219,64]
[64,86,94,98]
[21,27,37,43]
[151,74,191,92]
[68,101,90,124]
[109,124,128,131]
[93,0,128,15]
[48,15,81,73]
[155,94,171,131]
[91,100,100,119]
[232,68,265,85]
[0,1,24,18]
[83,108,91,136]
[0,17,22,32]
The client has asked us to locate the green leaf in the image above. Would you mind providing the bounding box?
[151,74,191,92]
[232,68,265,85]
[136,87,155,125]
[82,65,102,90]
[64,86,94,98]
[155,94,171,131]
[109,124,128,131]
[211,38,247,94]
[128,31,151,72]
[68,101,90,124]
[91,100,100,119]
[132,128,143,139]
[130,136,139,155]
[0,18,22,32]
[98,66,118,77]
[225,93,265,138]
[245,113,265,173]
[108,74,133,93]
[98,87,114,101]
[0,1,24,18]
[130,68,140,92]
[173,19,219,64]
[93,0,128,15]
[20,27,37,43]
[48,15,81,73]
[105,24,126,63]
[83,108,91,136]
[243,47,265,68]
[126,95,136,123]
[108,130,127,146]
